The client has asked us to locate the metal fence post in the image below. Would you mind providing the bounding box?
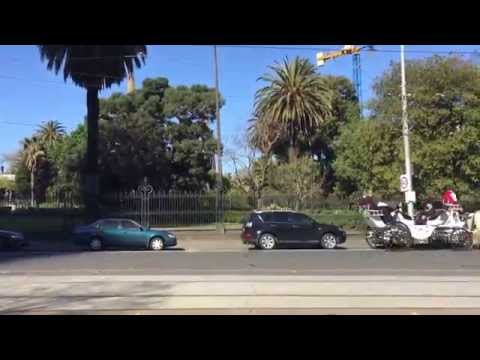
[138,177,153,228]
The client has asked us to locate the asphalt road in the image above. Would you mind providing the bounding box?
[2,244,480,313]
[1,247,480,276]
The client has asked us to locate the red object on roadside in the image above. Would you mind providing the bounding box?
[442,189,458,206]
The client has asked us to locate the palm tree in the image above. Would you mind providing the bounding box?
[253,57,333,162]
[37,120,66,148]
[22,137,45,207]
[37,46,147,217]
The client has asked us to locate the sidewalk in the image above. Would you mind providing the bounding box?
[2,274,480,313]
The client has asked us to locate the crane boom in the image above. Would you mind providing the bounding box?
[316,45,370,116]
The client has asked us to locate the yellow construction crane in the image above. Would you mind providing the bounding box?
[316,45,363,66]
[317,45,374,113]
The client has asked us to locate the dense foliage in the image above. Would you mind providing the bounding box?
[13,77,225,199]
[231,55,480,204]
[11,55,480,210]
[334,55,480,199]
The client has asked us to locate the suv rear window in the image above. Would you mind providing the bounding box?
[272,212,289,223]
[257,212,273,222]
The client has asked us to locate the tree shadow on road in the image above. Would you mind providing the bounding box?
[0,281,175,314]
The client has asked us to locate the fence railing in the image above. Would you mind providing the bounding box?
[4,190,479,227]
[0,192,83,210]
[101,192,222,226]
[98,191,358,226]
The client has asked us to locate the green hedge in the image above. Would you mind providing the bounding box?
[224,210,250,224]
[0,215,85,233]
[0,209,367,233]
[306,209,365,230]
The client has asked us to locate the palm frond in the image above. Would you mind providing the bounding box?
[22,137,45,172]
[38,45,147,89]
[37,120,66,147]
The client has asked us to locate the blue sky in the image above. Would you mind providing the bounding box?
[1,45,479,172]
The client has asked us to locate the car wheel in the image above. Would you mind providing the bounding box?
[89,237,103,251]
[150,237,164,251]
[258,233,277,250]
[320,233,338,249]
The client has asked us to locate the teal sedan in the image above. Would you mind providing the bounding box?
[72,219,177,251]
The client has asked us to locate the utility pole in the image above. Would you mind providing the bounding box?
[400,45,415,217]
[213,45,224,233]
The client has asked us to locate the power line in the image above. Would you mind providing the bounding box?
[0,75,66,85]
[217,45,480,55]
[0,121,41,127]
[0,55,210,86]
[0,120,78,128]
[1,46,477,88]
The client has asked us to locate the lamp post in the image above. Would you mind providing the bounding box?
[400,45,415,217]
[213,45,224,233]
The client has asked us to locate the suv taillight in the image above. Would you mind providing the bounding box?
[245,221,253,228]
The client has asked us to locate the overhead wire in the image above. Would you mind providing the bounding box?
[0,45,478,128]
[216,45,480,55]
[0,45,478,88]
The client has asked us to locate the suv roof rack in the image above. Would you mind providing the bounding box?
[254,208,294,213]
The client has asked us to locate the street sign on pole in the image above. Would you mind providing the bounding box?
[400,174,409,192]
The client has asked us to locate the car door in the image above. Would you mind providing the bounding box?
[288,213,317,244]
[271,212,294,244]
[98,220,122,247]
[120,220,147,248]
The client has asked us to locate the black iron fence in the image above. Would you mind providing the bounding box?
[101,191,223,227]
[0,192,82,210]
[98,191,357,227]
[3,188,479,228]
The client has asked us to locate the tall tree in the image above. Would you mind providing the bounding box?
[333,55,480,200]
[163,85,223,191]
[96,81,222,192]
[47,124,87,197]
[333,119,402,198]
[22,137,45,207]
[270,155,323,210]
[37,120,65,148]
[252,57,332,162]
[369,55,480,197]
[225,130,277,207]
[37,45,147,218]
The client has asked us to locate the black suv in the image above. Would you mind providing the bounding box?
[241,210,346,250]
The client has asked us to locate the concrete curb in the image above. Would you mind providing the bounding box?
[157,228,364,236]
[22,231,365,252]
